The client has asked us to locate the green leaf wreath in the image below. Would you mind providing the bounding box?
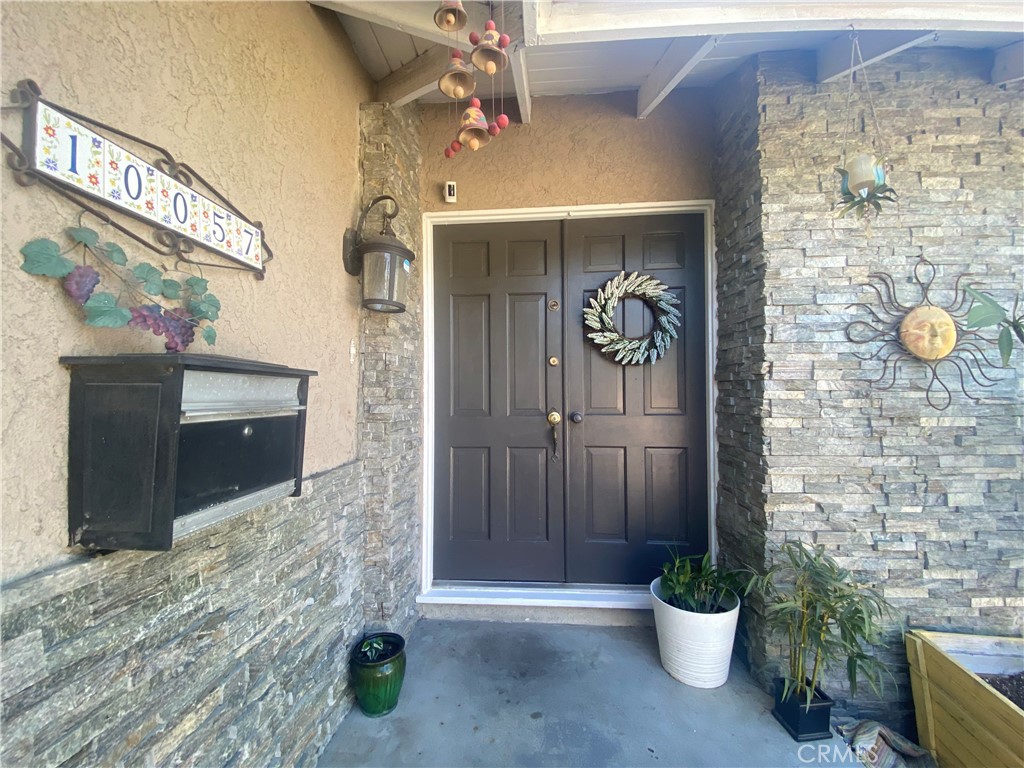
[583,271,680,365]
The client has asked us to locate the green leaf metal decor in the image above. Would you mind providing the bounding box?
[964,286,1024,367]
[583,271,680,366]
[82,292,132,328]
[132,263,165,295]
[18,219,221,352]
[20,239,75,277]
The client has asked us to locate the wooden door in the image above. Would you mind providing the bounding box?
[564,213,707,584]
[433,221,565,581]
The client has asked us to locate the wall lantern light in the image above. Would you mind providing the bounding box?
[343,195,415,313]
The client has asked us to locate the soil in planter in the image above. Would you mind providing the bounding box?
[980,671,1024,709]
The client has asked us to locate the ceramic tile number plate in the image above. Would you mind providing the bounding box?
[30,101,264,272]
[158,175,196,236]
[35,104,105,196]
[105,144,159,222]
[196,195,214,246]
[238,224,262,268]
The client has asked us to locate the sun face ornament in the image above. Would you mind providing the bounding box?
[845,258,1011,410]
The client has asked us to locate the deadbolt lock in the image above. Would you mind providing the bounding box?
[548,356,559,367]
[547,410,562,426]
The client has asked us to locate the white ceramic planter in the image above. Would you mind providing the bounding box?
[650,576,740,688]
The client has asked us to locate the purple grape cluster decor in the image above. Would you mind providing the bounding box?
[20,222,219,352]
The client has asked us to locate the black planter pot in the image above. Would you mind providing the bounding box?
[771,678,834,742]
[349,632,406,717]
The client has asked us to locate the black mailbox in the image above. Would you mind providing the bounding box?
[60,354,317,551]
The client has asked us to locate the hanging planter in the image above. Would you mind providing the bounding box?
[832,31,898,220]
[835,153,897,219]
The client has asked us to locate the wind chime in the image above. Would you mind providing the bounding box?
[435,0,511,158]
[833,28,898,220]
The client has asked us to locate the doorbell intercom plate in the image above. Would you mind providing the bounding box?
[444,181,457,204]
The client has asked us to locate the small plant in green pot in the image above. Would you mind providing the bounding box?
[650,551,747,688]
[746,541,897,742]
[349,632,406,717]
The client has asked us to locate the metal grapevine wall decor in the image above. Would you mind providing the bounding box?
[2,79,271,278]
[583,271,680,365]
[19,221,222,352]
[845,258,1011,410]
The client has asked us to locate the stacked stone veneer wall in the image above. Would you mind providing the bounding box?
[714,49,1024,731]
[2,467,365,767]
[710,61,772,665]
[358,103,424,635]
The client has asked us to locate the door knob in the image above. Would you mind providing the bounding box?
[569,412,583,424]
[547,410,562,426]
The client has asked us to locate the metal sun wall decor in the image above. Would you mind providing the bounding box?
[583,272,680,365]
[435,0,511,159]
[2,79,271,278]
[845,258,1012,410]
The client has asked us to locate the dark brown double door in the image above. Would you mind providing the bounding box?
[434,213,707,585]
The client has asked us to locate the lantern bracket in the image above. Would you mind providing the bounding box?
[343,195,401,276]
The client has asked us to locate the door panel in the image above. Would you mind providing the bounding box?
[565,214,707,584]
[434,222,564,581]
[450,295,490,415]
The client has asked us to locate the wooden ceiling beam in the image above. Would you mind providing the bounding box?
[522,0,545,47]
[311,1,487,52]
[817,30,937,83]
[375,45,450,107]
[991,40,1024,85]
[636,36,718,119]
[508,45,533,124]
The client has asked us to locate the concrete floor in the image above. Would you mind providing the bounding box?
[318,619,855,768]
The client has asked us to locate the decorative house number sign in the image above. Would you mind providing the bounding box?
[3,80,270,275]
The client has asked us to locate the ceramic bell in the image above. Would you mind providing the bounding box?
[438,51,476,100]
[470,21,509,76]
[457,99,491,151]
[433,0,468,31]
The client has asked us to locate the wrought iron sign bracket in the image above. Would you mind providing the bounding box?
[2,79,272,279]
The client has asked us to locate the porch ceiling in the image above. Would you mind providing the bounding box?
[312,1,1024,122]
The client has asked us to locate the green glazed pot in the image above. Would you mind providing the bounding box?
[349,632,406,717]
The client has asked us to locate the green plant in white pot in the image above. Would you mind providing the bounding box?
[650,551,746,688]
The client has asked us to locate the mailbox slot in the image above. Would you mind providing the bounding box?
[62,354,316,551]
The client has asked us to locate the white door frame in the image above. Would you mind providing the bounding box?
[419,200,719,609]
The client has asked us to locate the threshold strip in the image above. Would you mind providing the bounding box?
[418,583,652,609]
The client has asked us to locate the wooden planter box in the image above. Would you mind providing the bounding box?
[906,630,1024,768]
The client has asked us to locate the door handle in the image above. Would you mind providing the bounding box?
[547,410,561,461]
[569,411,583,424]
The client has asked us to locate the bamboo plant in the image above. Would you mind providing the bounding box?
[746,541,897,708]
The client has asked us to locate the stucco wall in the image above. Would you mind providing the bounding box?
[1,2,371,580]
[419,90,715,212]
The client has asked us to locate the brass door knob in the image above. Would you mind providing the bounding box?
[547,410,562,426]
